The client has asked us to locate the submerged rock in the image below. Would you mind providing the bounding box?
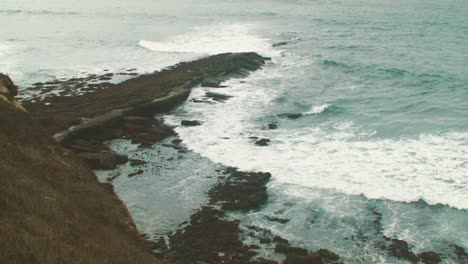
[287,113,302,119]
[181,120,203,127]
[272,41,288,47]
[205,91,233,102]
[268,123,278,129]
[255,138,271,146]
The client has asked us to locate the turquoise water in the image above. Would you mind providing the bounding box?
[2,0,467,262]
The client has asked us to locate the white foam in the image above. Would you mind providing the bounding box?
[139,23,279,57]
[305,103,330,115]
[165,65,468,210]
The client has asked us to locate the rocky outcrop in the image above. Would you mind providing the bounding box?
[23,52,267,141]
[0,73,26,112]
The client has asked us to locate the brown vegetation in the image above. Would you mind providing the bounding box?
[0,102,158,264]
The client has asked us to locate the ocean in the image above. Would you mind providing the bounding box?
[2,0,467,263]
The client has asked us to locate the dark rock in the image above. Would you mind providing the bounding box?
[266,216,289,224]
[201,77,223,88]
[251,258,278,264]
[205,92,233,102]
[128,170,144,177]
[317,248,340,261]
[273,235,289,244]
[417,251,441,264]
[283,253,323,264]
[129,159,147,166]
[287,113,302,119]
[255,138,270,146]
[210,170,271,211]
[273,41,288,47]
[181,120,203,126]
[275,245,308,256]
[385,237,419,263]
[268,123,278,129]
[453,244,468,262]
[172,139,183,145]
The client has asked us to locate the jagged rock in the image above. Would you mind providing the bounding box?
[181,120,203,127]
[283,253,323,264]
[255,138,270,146]
[210,169,271,211]
[385,237,419,263]
[0,73,26,112]
[417,251,441,264]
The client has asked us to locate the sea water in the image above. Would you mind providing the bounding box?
[2,0,467,262]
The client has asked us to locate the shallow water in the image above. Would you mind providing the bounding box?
[2,0,467,262]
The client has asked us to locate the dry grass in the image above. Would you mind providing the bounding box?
[0,102,159,264]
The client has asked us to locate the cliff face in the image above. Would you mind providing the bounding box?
[0,102,158,263]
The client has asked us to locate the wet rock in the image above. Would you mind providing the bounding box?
[283,253,323,264]
[129,159,147,166]
[272,41,288,47]
[210,169,271,211]
[128,170,144,177]
[201,77,224,88]
[268,123,278,129]
[453,245,468,262]
[287,113,302,119]
[385,237,419,263]
[172,139,183,145]
[417,251,441,264]
[317,249,340,261]
[275,245,308,256]
[255,138,270,146]
[205,92,233,102]
[266,216,289,224]
[181,120,203,127]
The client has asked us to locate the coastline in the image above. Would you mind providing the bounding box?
[1,52,466,264]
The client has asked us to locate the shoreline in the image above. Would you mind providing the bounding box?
[2,52,466,264]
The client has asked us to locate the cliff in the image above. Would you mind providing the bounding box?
[0,101,158,264]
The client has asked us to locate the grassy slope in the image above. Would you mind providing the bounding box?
[0,101,158,264]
